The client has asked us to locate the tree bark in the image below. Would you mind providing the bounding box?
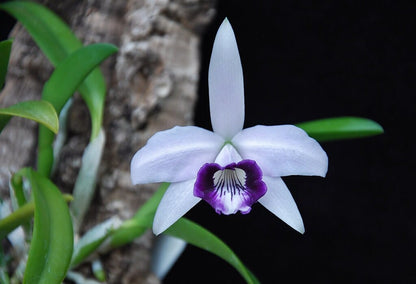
[0,0,216,282]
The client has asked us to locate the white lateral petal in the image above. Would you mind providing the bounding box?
[214,144,242,166]
[131,126,224,184]
[232,125,328,177]
[260,176,305,233]
[153,180,200,235]
[209,18,245,140]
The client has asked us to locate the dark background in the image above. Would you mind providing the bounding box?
[1,1,415,283]
[179,1,415,284]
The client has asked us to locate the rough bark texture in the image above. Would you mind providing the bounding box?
[0,0,216,283]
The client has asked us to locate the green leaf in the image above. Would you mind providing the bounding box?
[0,1,81,64]
[52,99,72,173]
[296,116,384,142]
[0,270,10,284]
[0,200,33,241]
[165,219,260,284]
[109,183,169,248]
[37,43,117,176]
[22,169,73,284]
[0,39,13,89]
[71,128,106,232]
[10,166,28,208]
[0,100,59,134]
[41,43,117,114]
[0,193,72,241]
[67,184,168,268]
[9,173,32,235]
[78,69,107,140]
[107,183,259,284]
[71,217,120,268]
[92,260,106,282]
[0,1,113,139]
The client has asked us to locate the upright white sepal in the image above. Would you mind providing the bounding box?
[209,18,245,140]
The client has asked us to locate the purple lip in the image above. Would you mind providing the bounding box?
[194,159,267,215]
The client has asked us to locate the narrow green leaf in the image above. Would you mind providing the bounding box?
[9,173,32,235]
[71,217,120,268]
[165,219,260,284]
[0,39,13,89]
[67,184,168,268]
[71,128,106,232]
[109,183,169,248]
[296,116,384,142]
[0,100,58,134]
[37,43,117,176]
[0,200,33,240]
[92,260,106,282]
[0,1,81,64]
[52,99,72,174]
[0,270,10,284]
[10,170,27,208]
[41,43,117,114]
[107,183,259,284]
[0,1,113,139]
[0,193,72,241]
[78,69,107,140]
[22,169,73,284]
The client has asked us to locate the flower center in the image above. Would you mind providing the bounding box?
[213,167,246,197]
[194,160,267,215]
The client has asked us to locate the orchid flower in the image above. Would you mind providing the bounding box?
[131,18,328,235]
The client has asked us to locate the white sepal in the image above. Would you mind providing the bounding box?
[260,176,305,234]
[153,180,200,235]
[209,18,245,140]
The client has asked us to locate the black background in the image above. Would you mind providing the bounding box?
[179,1,415,283]
[1,1,415,283]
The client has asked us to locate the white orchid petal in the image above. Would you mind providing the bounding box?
[153,180,200,235]
[209,18,244,140]
[214,144,242,166]
[131,126,224,184]
[260,176,305,233]
[151,234,187,279]
[232,125,328,177]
